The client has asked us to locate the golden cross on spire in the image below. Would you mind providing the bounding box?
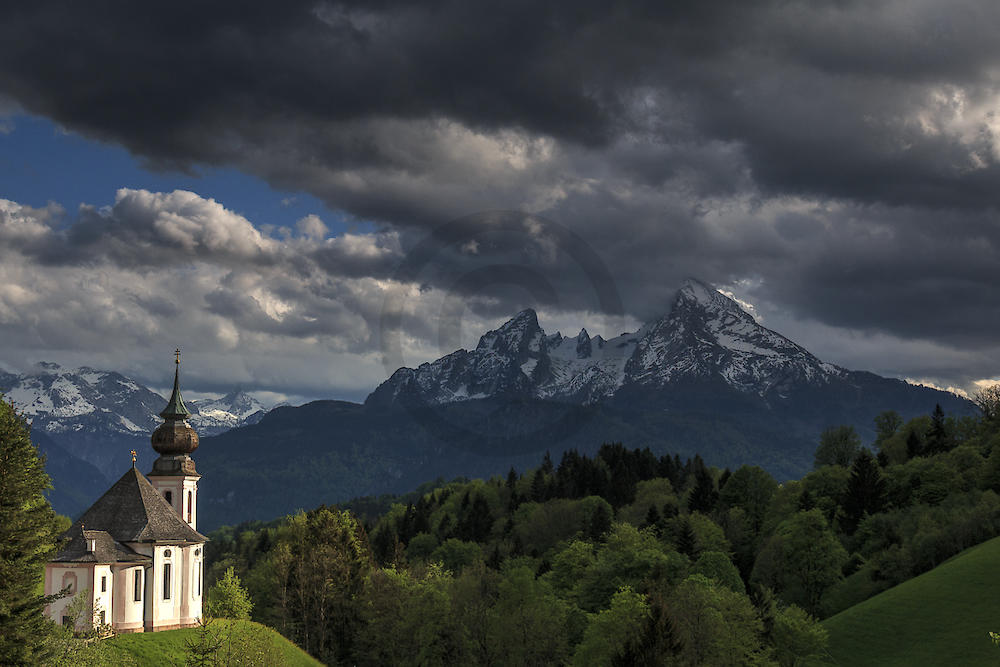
[130,449,137,466]
[175,348,181,365]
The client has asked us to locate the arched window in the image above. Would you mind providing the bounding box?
[164,490,173,506]
[61,571,77,594]
[187,491,192,523]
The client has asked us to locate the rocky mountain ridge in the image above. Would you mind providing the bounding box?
[368,278,853,407]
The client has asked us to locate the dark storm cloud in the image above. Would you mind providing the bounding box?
[4,0,998,205]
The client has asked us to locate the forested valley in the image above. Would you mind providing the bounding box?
[203,390,1000,666]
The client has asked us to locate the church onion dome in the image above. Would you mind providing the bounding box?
[151,351,199,456]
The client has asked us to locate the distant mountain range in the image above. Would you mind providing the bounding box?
[0,363,268,516]
[192,279,975,530]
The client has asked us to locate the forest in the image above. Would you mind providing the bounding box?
[200,388,1000,665]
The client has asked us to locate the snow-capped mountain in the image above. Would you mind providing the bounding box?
[188,391,267,434]
[0,363,267,438]
[0,363,271,514]
[0,362,166,436]
[368,278,850,407]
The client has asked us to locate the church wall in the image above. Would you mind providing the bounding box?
[92,564,113,628]
[190,545,204,622]
[113,564,145,632]
[152,479,183,515]
[177,544,204,626]
[182,477,199,529]
[147,544,187,630]
[44,564,93,631]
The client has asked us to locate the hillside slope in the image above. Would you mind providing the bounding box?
[819,536,1000,665]
[105,619,321,666]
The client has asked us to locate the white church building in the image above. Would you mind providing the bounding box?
[44,354,207,633]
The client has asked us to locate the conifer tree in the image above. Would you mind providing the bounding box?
[0,397,62,665]
[841,449,887,534]
[185,617,224,665]
[643,505,661,530]
[505,467,518,490]
[586,503,612,541]
[925,404,950,454]
[906,429,923,459]
[541,451,555,475]
[687,467,718,514]
[676,517,699,559]
[530,469,548,502]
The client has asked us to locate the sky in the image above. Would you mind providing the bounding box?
[1,0,999,404]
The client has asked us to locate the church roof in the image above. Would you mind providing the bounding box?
[66,467,207,544]
[52,526,151,563]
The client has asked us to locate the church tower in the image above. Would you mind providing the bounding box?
[147,350,200,530]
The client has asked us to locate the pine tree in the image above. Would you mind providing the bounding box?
[506,467,518,490]
[612,589,683,665]
[0,397,62,665]
[841,449,887,534]
[687,467,718,514]
[586,503,612,541]
[530,469,548,502]
[906,429,923,459]
[926,404,950,454]
[676,517,699,559]
[541,451,555,475]
[184,616,224,665]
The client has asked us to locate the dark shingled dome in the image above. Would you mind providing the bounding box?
[151,419,199,456]
[152,358,199,455]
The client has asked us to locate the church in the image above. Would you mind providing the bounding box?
[43,354,207,633]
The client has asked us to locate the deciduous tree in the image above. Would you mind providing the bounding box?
[814,425,862,468]
[207,566,253,620]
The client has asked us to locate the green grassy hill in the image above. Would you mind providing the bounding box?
[818,535,1000,665]
[104,619,322,666]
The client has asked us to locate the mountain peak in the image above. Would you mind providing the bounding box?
[675,279,747,317]
[509,308,538,325]
[576,328,592,359]
[476,309,543,353]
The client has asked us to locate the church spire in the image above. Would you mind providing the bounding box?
[160,349,191,420]
[151,349,199,458]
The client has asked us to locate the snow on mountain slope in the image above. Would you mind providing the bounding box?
[188,391,267,432]
[368,278,853,407]
[624,279,844,396]
[0,364,271,436]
